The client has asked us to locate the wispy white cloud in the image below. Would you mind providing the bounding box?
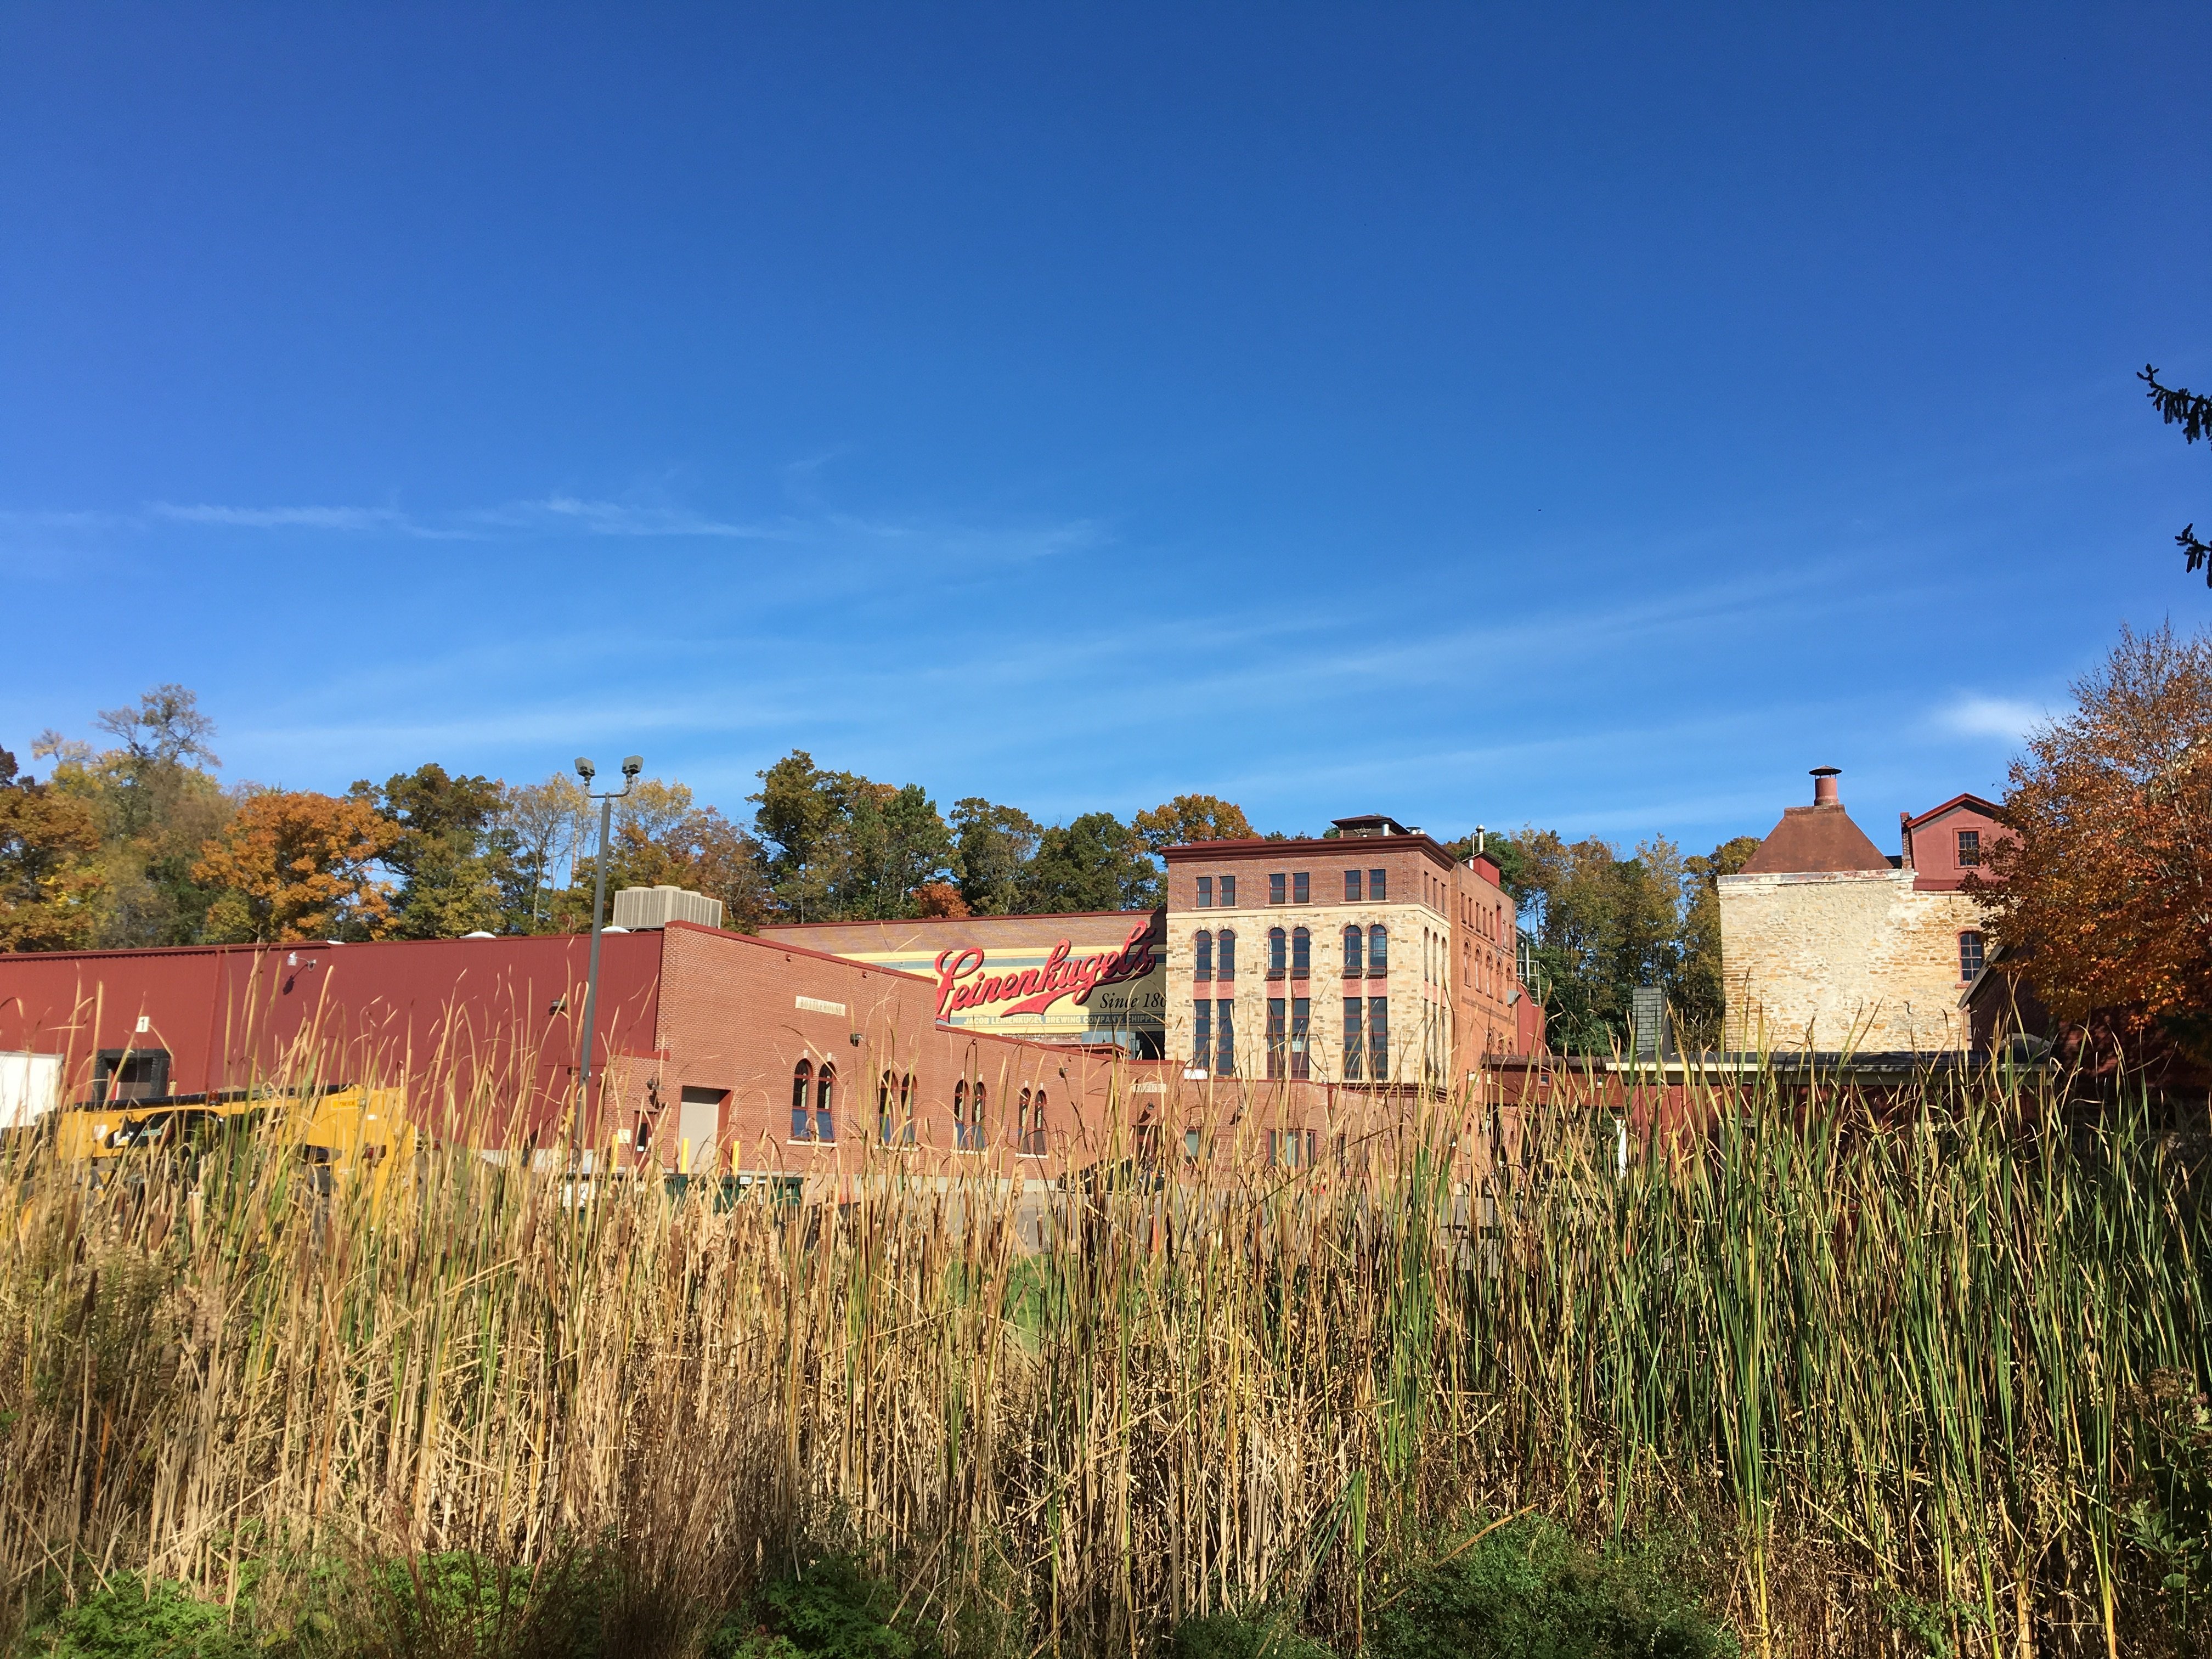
[519,496,783,538]
[1936,693,2047,744]
[153,502,400,530]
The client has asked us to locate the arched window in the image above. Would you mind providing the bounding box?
[879,1070,913,1144]
[1268,927,1287,976]
[1026,1090,1048,1155]
[1342,924,1363,976]
[955,1079,984,1152]
[1291,927,1310,977]
[1194,929,1213,981]
[1368,925,1388,975]
[791,1059,814,1141]
[901,1074,916,1144]
[1016,1086,1034,1155]
[1217,929,1237,980]
[815,1064,836,1142]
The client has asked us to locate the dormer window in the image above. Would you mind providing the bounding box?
[1956,830,1981,868]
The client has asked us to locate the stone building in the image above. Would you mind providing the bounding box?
[1161,814,1533,1092]
[1718,769,2009,1056]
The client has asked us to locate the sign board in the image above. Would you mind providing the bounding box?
[0,1052,63,1131]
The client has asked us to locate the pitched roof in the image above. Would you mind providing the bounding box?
[1903,792,2006,830]
[1739,803,1892,874]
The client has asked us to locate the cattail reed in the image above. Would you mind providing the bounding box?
[0,1037,2204,1656]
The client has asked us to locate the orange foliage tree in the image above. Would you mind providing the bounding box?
[193,789,401,943]
[1132,794,1256,853]
[912,879,971,918]
[0,745,104,950]
[1970,622,2212,1041]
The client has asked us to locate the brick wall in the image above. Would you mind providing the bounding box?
[1163,836,1521,1089]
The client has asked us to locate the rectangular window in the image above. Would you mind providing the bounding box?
[1960,931,1985,981]
[1344,868,1361,902]
[1215,998,1236,1075]
[1368,997,1389,1081]
[93,1048,172,1104]
[1269,872,1286,904]
[1293,871,1310,903]
[1184,1127,1203,1161]
[1369,868,1387,901]
[1266,997,1286,1078]
[1956,830,1982,868]
[1342,998,1364,1080]
[1220,873,1237,907]
[1268,1130,1317,1169]
[1291,996,1311,1080]
[1192,1001,1211,1066]
[1195,875,1212,907]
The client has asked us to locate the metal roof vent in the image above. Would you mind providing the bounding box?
[611,885,725,930]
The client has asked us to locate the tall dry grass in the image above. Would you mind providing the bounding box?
[0,1046,2206,1656]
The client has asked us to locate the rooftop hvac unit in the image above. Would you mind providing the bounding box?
[611,885,725,930]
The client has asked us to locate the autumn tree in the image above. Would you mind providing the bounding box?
[2141,365,2212,585]
[33,684,232,946]
[1969,621,2212,1054]
[554,777,775,933]
[1133,794,1256,853]
[913,880,971,918]
[0,744,104,950]
[194,790,401,943]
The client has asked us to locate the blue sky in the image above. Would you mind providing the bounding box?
[4,4,2208,857]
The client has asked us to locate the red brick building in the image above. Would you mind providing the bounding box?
[0,811,1542,1182]
[0,923,1140,1183]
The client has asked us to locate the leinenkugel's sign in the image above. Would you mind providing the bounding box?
[756,912,1167,1054]
[932,918,1158,1019]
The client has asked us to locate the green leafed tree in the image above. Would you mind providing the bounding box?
[1677,835,1763,1047]
[1493,827,1700,1054]
[951,797,1042,915]
[1025,811,1160,912]
[748,751,958,921]
[357,763,516,938]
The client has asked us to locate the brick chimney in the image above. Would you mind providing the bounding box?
[1810,766,1841,806]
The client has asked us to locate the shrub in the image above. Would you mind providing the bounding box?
[1171,1608,1338,1658]
[706,1555,932,1659]
[1365,1519,1737,1659]
[21,1575,256,1659]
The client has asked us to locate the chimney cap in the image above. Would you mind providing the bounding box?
[1809,766,1841,777]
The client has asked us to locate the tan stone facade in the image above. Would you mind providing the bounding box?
[1163,821,1523,1089]
[1718,865,1987,1054]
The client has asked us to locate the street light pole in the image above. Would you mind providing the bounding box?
[573,754,641,1165]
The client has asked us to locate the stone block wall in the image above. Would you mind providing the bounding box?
[1717,869,1985,1054]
